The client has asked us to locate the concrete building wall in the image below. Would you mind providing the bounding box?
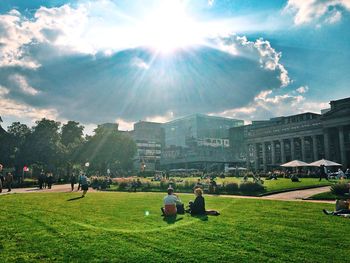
[229,97,350,171]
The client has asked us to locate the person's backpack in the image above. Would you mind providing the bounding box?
[176,204,185,214]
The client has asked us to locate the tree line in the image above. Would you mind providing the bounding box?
[0,119,136,179]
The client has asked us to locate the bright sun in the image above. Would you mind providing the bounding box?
[140,1,203,53]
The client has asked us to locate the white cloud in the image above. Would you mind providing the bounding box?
[0,86,10,96]
[116,118,134,131]
[296,86,309,94]
[208,0,214,7]
[132,57,150,70]
[145,111,175,123]
[285,0,350,25]
[325,9,342,24]
[10,74,39,95]
[212,88,328,121]
[0,90,58,120]
[217,35,290,87]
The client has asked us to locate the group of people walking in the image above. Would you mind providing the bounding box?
[0,164,13,193]
[38,170,54,189]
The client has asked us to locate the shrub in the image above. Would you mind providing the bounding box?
[331,183,349,197]
[239,181,265,193]
[142,182,151,190]
[160,179,169,190]
[118,181,128,190]
[225,183,239,194]
[290,174,300,182]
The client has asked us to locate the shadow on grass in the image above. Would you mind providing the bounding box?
[163,216,184,224]
[67,196,84,201]
[191,215,208,221]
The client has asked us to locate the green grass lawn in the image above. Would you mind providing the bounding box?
[259,178,331,193]
[0,192,348,262]
[308,191,337,200]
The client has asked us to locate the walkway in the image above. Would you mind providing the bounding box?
[0,184,96,194]
[0,184,333,203]
[262,186,334,203]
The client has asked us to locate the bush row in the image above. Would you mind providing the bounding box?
[111,178,265,194]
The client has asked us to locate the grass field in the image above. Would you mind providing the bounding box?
[0,192,348,262]
[308,191,337,200]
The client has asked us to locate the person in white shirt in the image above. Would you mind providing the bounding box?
[161,187,183,216]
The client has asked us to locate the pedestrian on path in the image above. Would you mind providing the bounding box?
[70,174,77,191]
[5,172,13,192]
[0,164,4,193]
[319,165,329,181]
[79,173,89,197]
[38,170,45,189]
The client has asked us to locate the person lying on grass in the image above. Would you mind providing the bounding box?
[161,187,184,216]
[187,188,220,216]
[323,199,350,216]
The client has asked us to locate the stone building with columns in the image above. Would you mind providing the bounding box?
[229,97,350,171]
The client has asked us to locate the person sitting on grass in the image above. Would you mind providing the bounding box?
[79,172,89,197]
[161,187,183,216]
[323,198,350,216]
[187,188,220,216]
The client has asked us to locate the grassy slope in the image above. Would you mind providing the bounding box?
[308,191,338,200]
[0,192,348,263]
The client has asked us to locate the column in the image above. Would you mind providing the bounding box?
[271,141,276,165]
[324,129,330,160]
[339,126,347,168]
[245,144,250,168]
[312,135,318,161]
[280,139,286,163]
[262,142,267,171]
[290,138,295,160]
[301,136,306,161]
[254,143,259,171]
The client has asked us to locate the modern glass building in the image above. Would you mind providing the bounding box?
[163,114,244,147]
[161,114,244,170]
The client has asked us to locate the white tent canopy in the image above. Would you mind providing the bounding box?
[308,159,342,167]
[280,160,310,167]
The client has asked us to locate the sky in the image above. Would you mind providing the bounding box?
[0,0,349,133]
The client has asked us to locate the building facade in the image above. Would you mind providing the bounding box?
[229,97,350,171]
[161,114,244,170]
[131,121,164,171]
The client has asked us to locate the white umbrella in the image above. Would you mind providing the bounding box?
[280,160,310,167]
[308,159,342,167]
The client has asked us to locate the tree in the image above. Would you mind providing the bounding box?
[0,122,12,167]
[20,119,64,171]
[79,125,136,174]
[61,121,84,147]
[0,122,31,168]
[61,121,85,177]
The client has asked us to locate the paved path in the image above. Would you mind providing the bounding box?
[0,184,333,203]
[261,186,333,203]
[0,184,96,195]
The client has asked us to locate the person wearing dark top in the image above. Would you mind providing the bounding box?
[38,170,45,189]
[0,164,4,193]
[70,174,77,191]
[319,165,329,181]
[189,188,206,215]
[188,188,220,216]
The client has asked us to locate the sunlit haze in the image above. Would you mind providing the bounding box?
[0,0,349,131]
